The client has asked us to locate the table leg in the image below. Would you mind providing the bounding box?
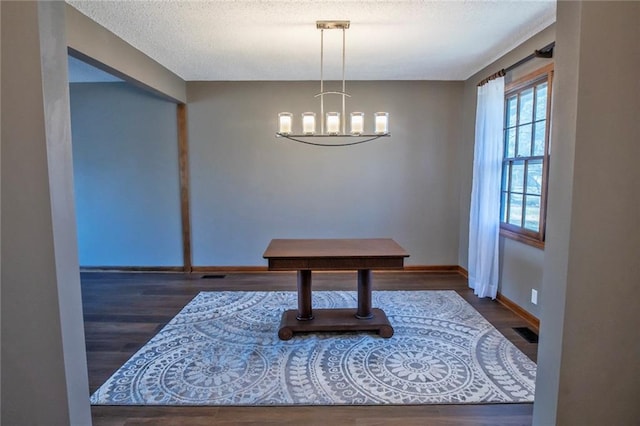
[356,269,373,319]
[297,270,313,320]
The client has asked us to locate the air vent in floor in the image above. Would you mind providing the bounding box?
[201,274,226,279]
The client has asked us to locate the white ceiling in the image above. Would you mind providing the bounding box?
[66,0,556,82]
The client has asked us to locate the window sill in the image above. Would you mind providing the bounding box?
[500,228,545,250]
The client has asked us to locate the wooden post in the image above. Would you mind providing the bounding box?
[296,270,313,320]
[177,104,192,272]
[356,269,373,319]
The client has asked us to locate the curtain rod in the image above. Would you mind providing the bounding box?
[477,41,555,87]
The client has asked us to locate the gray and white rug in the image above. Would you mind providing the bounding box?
[91,290,536,405]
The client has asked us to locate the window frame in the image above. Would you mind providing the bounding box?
[500,64,554,249]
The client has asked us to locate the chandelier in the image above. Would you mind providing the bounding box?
[276,20,390,147]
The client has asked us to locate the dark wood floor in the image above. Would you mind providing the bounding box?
[82,271,538,426]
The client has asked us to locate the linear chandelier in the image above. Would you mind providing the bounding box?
[276,20,390,147]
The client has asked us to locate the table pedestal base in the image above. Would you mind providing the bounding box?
[278,308,394,340]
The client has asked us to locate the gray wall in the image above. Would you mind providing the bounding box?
[534,2,640,424]
[70,82,182,267]
[187,81,463,266]
[459,24,555,317]
[498,239,544,316]
[1,2,91,424]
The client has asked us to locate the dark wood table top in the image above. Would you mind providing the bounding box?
[263,238,409,271]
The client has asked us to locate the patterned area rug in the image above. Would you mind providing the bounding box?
[91,291,536,405]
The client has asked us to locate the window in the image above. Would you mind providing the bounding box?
[500,64,553,249]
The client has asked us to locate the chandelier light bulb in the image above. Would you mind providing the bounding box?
[326,112,340,135]
[350,112,364,135]
[278,112,293,135]
[374,112,389,135]
[302,112,316,135]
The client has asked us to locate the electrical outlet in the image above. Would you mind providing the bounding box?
[531,289,538,305]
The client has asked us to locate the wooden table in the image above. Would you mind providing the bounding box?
[263,238,409,340]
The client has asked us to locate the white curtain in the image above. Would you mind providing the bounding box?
[468,77,505,299]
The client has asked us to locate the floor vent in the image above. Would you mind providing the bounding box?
[201,274,226,279]
[513,327,539,343]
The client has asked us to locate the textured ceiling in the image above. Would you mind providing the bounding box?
[66,0,556,81]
